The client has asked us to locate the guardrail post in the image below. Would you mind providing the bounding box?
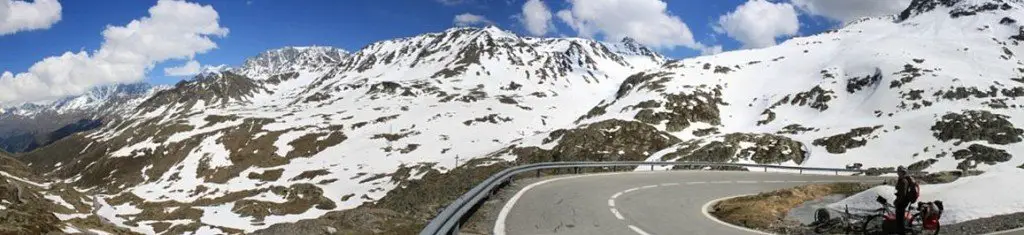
[535,169,540,178]
[800,169,803,174]
[764,167,767,172]
[651,165,654,171]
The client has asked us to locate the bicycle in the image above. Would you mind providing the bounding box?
[811,205,872,234]
[860,195,942,235]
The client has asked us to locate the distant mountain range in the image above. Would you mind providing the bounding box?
[2,0,1024,233]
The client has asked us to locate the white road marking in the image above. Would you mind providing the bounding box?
[494,172,628,235]
[736,180,757,184]
[701,194,774,235]
[497,171,887,235]
[789,180,808,183]
[628,225,653,235]
[611,208,625,220]
[763,180,785,183]
[812,180,833,183]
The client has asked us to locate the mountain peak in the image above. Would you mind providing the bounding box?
[238,46,349,79]
[620,37,639,45]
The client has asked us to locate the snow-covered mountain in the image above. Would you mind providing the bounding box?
[11,26,664,234]
[0,83,160,117]
[6,0,1024,233]
[0,83,166,153]
[234,46,349,80]
[512,0,1024,172]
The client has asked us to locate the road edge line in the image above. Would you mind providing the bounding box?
[493,172,626,235]
[701,194,775,235]
[983,226,1024,235]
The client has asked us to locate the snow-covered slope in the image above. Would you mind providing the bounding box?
[831,166,1024,225]
[13,0,1024,232]
[17,26,664,234]
[502,0,1024,173]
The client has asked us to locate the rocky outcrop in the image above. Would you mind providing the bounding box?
[952,144,1012,170]
[661,133,807,166]
[508,119,681,163]
[812,126,883,154]
[139,72,266,111]
[931,110,1023,145]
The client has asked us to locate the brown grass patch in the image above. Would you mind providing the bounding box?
[709,183,871,230]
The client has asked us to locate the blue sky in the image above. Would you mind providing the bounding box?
[0,0,898,90]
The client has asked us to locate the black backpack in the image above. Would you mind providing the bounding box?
[906,177,920,202]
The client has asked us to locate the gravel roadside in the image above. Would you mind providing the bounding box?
[774,207,1024,235]
[941,212,1024,235]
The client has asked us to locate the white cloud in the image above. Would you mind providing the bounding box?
[717,0,799,49]
[791,0,912,23]
[0,0,228,105]
[164,60,201,76]
[555,0,704,50]
[453,13,492,26]
[520,0,553,36]
[701,45,723,55]
[0,0,62,35]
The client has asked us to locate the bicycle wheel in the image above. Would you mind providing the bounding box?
[861,215,883,235]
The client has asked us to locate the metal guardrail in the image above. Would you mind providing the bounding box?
[418,161,901,235]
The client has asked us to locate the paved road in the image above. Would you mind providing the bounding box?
[495,171,887,235]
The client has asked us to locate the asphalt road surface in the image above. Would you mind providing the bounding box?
[494,171,888,235]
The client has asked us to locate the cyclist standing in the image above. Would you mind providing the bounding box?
[894,166,918,234]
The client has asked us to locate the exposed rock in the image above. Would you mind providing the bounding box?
[846,69,882,93]
[693,127,720,137]
[952,144,1012,170]
[890,64,925,89]
[663,133,807,167]
[776,124,817,135]
[615,72,673,99]
[931,110,1023,145]
[140,72,266,111]
[790,86,835,111]
[908,159,938,171]
[248,169,284,182]
[633,86,724,132]
[511,119,681,163]
[812,126,883,154]
[463,114,513,126]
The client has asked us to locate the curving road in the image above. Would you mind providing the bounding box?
[494,171,887,235]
